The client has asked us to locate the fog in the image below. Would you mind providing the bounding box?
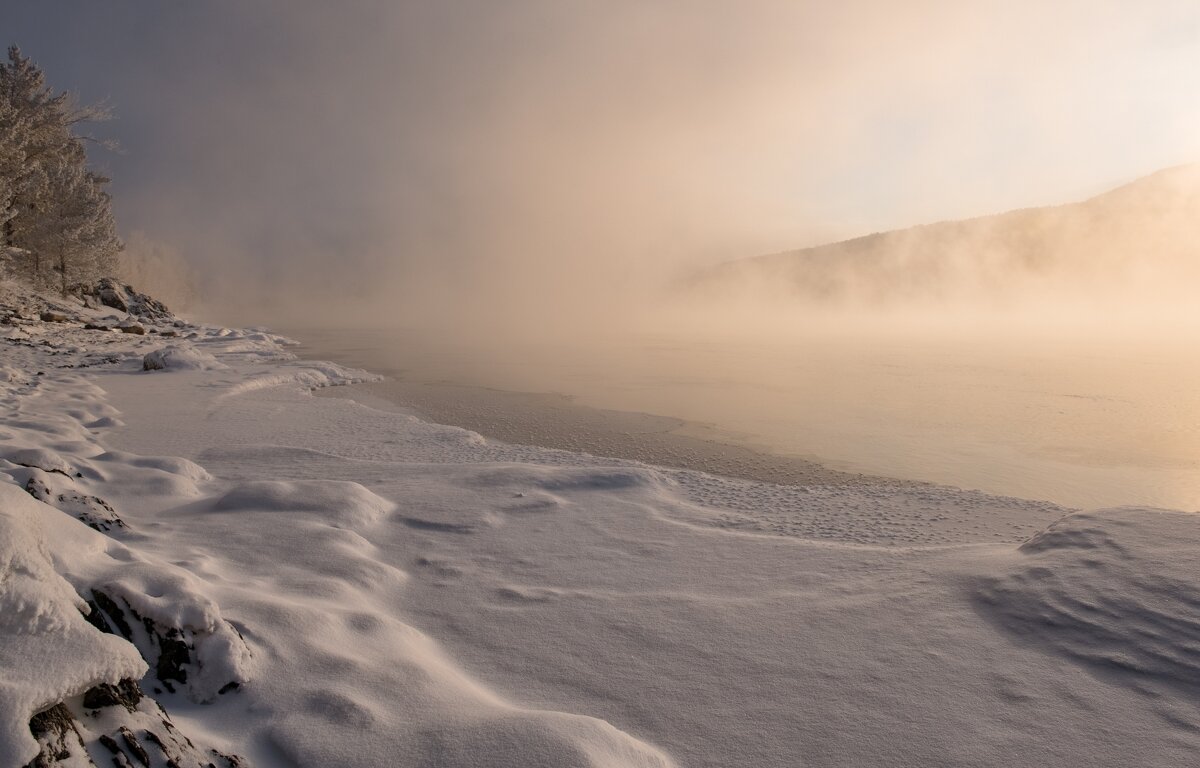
[7,1,1200,341]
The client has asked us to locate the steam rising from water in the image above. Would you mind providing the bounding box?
[9,1,1200,340]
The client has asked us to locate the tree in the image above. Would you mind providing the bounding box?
[0,46,119,291]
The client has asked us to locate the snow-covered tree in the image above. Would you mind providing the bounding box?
[0,46,119,291]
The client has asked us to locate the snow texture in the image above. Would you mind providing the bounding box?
[1,283,1198,767]
[142,344,227,371]
[0,482,147,766]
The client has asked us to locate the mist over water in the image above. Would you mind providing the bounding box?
[295,316,1198,511]
[10,1,1200,509]
[283,157,1200,513]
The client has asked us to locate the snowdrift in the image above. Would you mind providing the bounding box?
[975,507,1200,698]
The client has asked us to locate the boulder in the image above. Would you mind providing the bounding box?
[77,278,175,324]
[117,316,146,335]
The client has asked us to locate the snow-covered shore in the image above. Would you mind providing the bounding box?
[2,281,1198,767]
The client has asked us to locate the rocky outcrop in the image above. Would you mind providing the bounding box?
[24,678,248,768]
[86,588,250,702]
[76,279,174,325]
[23,472,127,533]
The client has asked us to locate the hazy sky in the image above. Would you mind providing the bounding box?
[7,1,1200,324]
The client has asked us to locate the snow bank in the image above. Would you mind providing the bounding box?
[975,507,1200,698]
[213,479,396,528]
[2,446,76,476]
[220,360,381,399]
[0,481,147,766]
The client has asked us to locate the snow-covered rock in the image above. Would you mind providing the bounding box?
[0,482,147,766]
[142,344,227,372]
[77,278,174,324]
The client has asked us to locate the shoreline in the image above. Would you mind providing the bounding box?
[8,293,1193,767]
[314,378,914,491]
[287,331,922,493]
[285,326,1200,512]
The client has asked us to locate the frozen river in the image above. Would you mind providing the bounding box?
[292,326,1200,511]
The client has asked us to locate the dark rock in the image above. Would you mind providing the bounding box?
[212,749,249,768]
[25,703,84,768]
[22,475,53,502]
[97,734,121,754]
[22,677,242,768]
[119,727,150,767]
[155,629,191,686]
[77,278,174,324]
[95,278,128,313]
[28,703,73,738]
[26,475,128,532]
[84,600,114,634]
[118,323,146,335]
[91,589,134,641]
[83,679,144,712]
[39,311,69,323]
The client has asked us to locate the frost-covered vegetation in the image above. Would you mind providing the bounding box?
[0,47,120,295]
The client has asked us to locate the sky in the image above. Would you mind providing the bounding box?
[6,1,1200,326]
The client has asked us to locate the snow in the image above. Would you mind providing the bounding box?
[0,482,148,766]
[141,344,227,371]
[1,295,1198,766]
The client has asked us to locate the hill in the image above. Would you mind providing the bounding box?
[688,164,1200,308]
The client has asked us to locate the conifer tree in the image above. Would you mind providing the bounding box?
[0,46,120,292]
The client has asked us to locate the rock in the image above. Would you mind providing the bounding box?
[96,733,121,756]
[25,703,84,768]
[78,278,175,324]
[39,311,69,323]
[23,473,128,533]
[82,679,143,713]
[28,695,242,768]
[87,587,250,702]
[89,590,134,641]
[156,629,192,689]
[94,278,128,312]
[118,323,146,335]
[119,726,150,767]
[142,346,226,372]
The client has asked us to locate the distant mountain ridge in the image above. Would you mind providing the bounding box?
[689,163,1200,307]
